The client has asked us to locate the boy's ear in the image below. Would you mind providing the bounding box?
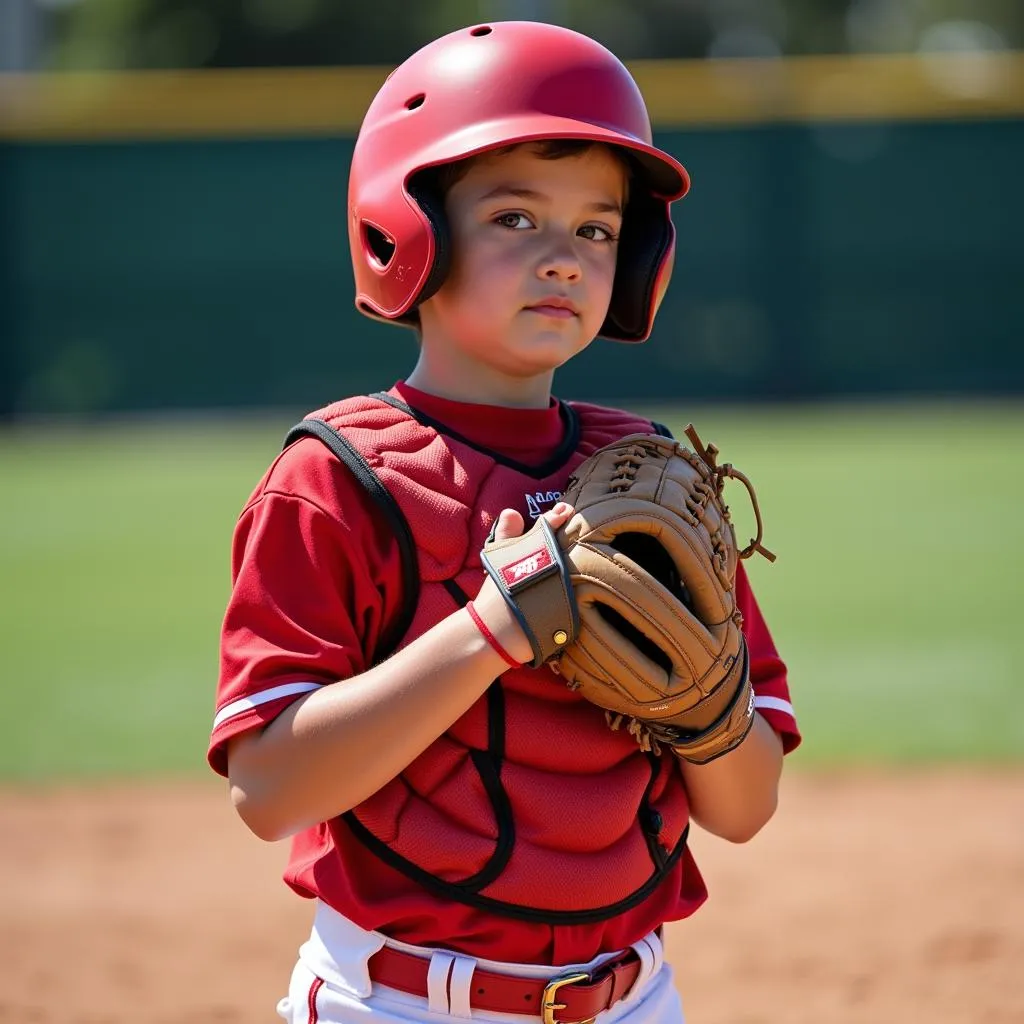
[406,177,453,309]
[603,191,675,342]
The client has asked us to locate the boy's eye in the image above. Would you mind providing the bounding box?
[578,224,619,243]
[494,212,533,230]
[492,213,619,241]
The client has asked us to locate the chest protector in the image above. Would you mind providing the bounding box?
[284,392,691,923]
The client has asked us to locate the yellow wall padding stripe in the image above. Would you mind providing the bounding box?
[0,65,388,141]
[1,51,1022,141]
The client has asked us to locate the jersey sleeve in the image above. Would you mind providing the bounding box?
[207,437,405,777]
[735,562,801,754]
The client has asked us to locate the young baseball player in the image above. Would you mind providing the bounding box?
[209,20,800,1024]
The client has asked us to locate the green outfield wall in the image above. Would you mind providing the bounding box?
[1,54,1022,416]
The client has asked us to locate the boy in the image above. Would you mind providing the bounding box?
[209,20,800,1024]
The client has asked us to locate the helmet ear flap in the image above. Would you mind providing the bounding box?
[407,175,453,309]
[365,175,453,328]
[602,191,675,342]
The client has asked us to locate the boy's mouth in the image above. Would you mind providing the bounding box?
[525,296,579,318]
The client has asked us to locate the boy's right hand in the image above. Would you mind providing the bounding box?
[471,502,575,666]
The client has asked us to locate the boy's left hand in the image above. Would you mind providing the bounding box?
[473,503,576,666]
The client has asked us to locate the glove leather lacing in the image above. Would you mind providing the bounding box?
[683,424,776,563]
[609,445,648,492]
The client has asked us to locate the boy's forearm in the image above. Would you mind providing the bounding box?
[678,713,784,843]
[227,607,507,841]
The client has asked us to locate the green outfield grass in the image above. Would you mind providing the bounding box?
[0,400,1021,781]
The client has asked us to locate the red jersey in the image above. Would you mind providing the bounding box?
[210,381,800,965]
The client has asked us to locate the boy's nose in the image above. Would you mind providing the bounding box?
[536,245,582,282]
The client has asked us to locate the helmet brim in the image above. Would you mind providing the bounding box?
[405,113,690,201]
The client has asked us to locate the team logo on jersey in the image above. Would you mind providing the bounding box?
[500,546,554,590]
[524,490,561,519]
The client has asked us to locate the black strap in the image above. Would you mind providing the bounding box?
[283,418,419,662]
[650,420,675,439]
[346,570,517,895]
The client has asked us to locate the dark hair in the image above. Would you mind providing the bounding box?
[426,139,634,198]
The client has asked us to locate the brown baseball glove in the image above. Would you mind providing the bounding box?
[480,427,774,764]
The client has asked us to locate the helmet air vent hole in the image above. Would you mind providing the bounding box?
[470,26,492,36]
[362,223,395,269]
[404,93,425,110]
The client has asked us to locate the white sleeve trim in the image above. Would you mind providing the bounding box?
[754,695,795,719]
[212,681,325,730]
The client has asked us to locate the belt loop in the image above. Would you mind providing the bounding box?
[644,928,665,975]
[447,956,477,1019]
[427,952,455,1014]
[620,930,662,1004]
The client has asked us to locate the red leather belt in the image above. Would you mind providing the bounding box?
[368,943,643,1024]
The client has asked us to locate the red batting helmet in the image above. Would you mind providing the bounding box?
[348,21,690,342]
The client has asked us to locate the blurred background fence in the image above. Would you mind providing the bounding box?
[1,0,1023,418]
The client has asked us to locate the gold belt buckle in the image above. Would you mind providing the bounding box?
[541,971,595,1024]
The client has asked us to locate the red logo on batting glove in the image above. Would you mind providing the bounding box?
[501,547,553,590]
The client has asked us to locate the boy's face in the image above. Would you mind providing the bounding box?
[417,144,626,389]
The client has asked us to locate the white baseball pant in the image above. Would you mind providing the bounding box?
[275,901,685,1023]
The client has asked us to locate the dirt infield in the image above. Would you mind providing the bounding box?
[1,770,1021,1024]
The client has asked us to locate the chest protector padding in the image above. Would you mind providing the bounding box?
[291,393,691,923]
